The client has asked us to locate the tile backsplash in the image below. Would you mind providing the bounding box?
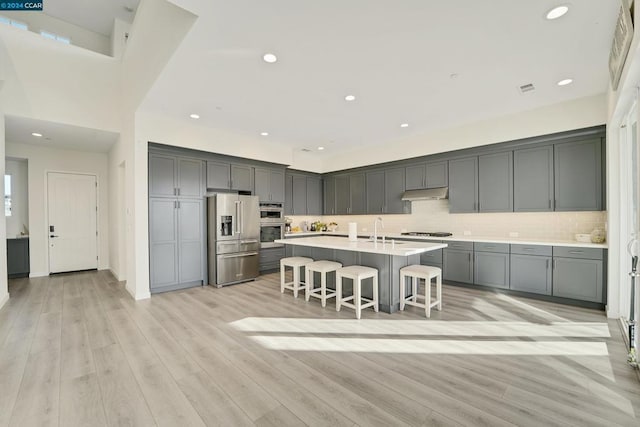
[288,200,607,241]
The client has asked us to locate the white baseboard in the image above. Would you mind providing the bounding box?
[108,268,123,282]
[125,281,150,301]
[29,272,49,278]
[0,292,9,310]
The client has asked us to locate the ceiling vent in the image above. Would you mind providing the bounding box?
[518,83,535,94]
[301,148,312,152]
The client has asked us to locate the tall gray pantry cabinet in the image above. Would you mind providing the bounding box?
[149,153,206,293]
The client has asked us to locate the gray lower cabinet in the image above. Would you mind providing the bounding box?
[420,247,443,268]
[473,242,510,289]
[149,197,204,293]
[554,138,603,211]
[7,238,29,278]
[510,254,552,295]
[443,247,473,284]
[514,145,554,212]
[448,157,478,213]
[552,247,604,303]
[478,152,513,212]
[260,247,285,272]
[255,168,285,202]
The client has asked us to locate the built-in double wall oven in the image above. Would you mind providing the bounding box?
[259,202,285,248]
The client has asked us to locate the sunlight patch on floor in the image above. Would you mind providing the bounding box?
[249,336,609,355]
[230,317,610,337]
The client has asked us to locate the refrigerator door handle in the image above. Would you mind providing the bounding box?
[234,201,241,235]
[219,252,259,259]
[239,201,244,235]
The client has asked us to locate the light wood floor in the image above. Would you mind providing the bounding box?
[1,271,639,426]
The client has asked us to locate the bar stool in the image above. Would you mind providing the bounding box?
[280,257,313,298]
[399,265,442,318]
[336,265,379,319]
[305,260,342,307]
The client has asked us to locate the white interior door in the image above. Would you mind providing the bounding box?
[47,172,98,273]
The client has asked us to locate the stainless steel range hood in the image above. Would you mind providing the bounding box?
[401,187,448,201]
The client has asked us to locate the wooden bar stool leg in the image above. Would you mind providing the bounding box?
[400,272,406,311]
[336,273,342,312]
[355,278,362,320]
[373,275,379,313]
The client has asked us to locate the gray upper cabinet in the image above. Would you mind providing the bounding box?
[323,175,336,215]
[366,170,385,214]
[349,173,366,214]
[177,158,204,198]
[292,174,307,214]
[425,161,448,188]
[149,154,177,197]
[334,175,350,215]
[384,167,407,213]
[554,138,603,211]
[206,161,253,191]
[286,172,323,215]
[478,151,513,212]
[206,160,231,189]
[150,154,203,198]
[448,157,478,213]
[405,161,447,190]
[405,164,426,190]
[513,145,554,212]
[230,164,253,191]
[255,167,285,202]
[306,176,323,215]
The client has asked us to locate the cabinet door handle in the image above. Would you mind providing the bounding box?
[177,188,181,196]
[553,259,557,269]
[177,201,181,209]
[548,199,551,209]
[468,253,471,261]
[546,259,549,270]
[174,201,177,209]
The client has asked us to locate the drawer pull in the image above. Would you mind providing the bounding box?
[568,250,584,254]
[523,248,535,251]
[484,245,496,249]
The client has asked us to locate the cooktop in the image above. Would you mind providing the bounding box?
[401,232,453,237]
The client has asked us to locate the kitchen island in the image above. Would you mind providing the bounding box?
[275,236,447,313]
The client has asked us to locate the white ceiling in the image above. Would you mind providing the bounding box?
[5,116,119,153]
[43,0,139,36]
[141,0,618,155]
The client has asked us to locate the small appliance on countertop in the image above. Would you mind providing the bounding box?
[401,232,453,237]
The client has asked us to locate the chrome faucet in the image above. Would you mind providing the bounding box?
[373,217,384,242]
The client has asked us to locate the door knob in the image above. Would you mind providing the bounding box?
[50,235,59,238]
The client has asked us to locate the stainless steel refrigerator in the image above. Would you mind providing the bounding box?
[207,194,260,287]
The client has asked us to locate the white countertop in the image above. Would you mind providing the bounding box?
[275,235,447,256]
[284,231,607,249]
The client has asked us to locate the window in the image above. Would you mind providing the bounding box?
[4,174,11,217]
[0,15,28,30]
[40,30,70,44]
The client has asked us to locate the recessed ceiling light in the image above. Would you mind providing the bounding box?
[557,78,573,86]
[344,95,356,101]
[263,53,277,63]
[260,132,269,136]
[317,146,325,150]
[32,132,42,137]
[400,123,409,128]
[546,5,569,20]
[189,114,200,119]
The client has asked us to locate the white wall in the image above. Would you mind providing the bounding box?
[4,158,28,238]
[322,94,607,172]
[3,11,111,55]
[110,18,131,59]
[0,115,8,310]
[5,142,110,277]
[0,24,120,133]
